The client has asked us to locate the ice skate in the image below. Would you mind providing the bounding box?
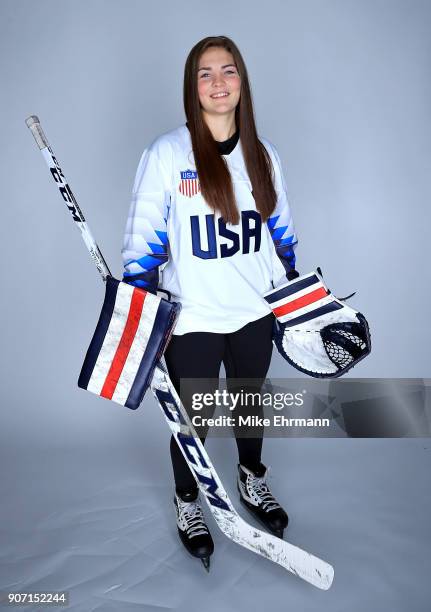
[174,489,214,571]
[237,463,288,538]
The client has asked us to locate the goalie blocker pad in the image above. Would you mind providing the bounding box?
[263,270,371,378]
[78,276,181,409]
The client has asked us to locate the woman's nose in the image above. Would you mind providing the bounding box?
[212,73,226,86]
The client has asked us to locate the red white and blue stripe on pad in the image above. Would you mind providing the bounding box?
[264,272,344,327]
[78,277,179,410]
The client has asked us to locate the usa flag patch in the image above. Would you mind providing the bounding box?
[264,272,343,327]
[178,169,200,198]
[78,277,179,409]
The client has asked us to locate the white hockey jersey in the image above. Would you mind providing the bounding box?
[122,125,297,335]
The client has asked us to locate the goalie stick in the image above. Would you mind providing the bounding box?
[26,115,334,590]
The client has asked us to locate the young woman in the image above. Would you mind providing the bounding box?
[122,36,299,570]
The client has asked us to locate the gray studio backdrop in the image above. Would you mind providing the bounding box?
[1,1,430,611]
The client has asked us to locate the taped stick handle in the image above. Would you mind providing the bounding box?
[26,115,112,281]
[26,115,49,149]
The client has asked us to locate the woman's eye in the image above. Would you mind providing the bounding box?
[200,73,210,78]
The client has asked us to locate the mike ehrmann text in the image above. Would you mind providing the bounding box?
[191,415,330,428]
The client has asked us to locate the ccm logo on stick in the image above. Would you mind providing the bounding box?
[48,149,82,223]
[155,387,230,511]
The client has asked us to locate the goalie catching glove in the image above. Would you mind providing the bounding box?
[263,270,371,378]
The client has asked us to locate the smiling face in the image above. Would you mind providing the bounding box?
[197,46,241,118]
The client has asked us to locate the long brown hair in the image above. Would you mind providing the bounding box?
[183,36,277,225]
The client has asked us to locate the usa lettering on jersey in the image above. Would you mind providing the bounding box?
[190,210,262,259]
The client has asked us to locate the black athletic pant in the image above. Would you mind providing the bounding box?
[164,313,274,494]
